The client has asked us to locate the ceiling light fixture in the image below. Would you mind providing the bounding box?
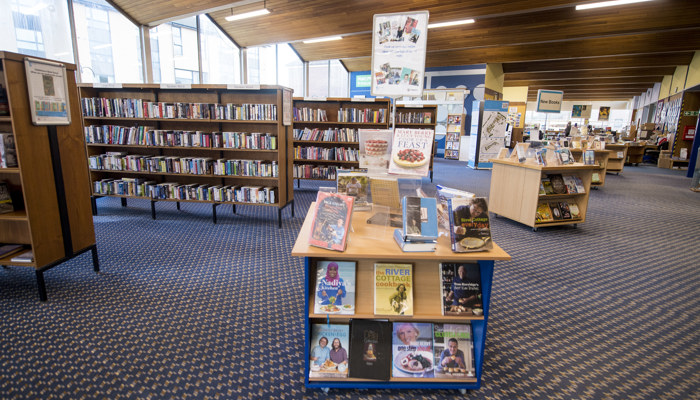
[427,19,475,29]
[575,0,653,10]
[225,0,270,22]
[302,36,343,44]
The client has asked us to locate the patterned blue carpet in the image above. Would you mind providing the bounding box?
[1,159,699,399]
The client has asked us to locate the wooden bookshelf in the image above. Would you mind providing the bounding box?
[569,149,610,187]
[488,159,596,231]
[605,144,627,174]
[78,84,294,228]
[292,202,510,390]
[0,51,98,301]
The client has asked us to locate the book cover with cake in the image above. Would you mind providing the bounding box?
[308,191,354,251]
[433,323,476,379]
[448,197,492,252]
[374,263,413,316]
[392,322,434,378]
[348,319,392,380]
[440,263,483,316]
[309,323,350,379]
[388,128,434,177]
[359,129,392,171]
[314,261,356,315]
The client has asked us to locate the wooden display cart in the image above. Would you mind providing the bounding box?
[625,143,645,165]
[1,52,98,301]
[604,144,627,174]
[79,84,294,227]
[569,149,610,187]
[489,159,596,231]
[292,203,510,391]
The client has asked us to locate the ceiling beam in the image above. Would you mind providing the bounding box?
[502,53,696,73]
[505,67,675,81]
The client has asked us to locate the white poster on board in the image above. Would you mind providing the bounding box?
[24,57,71,125]
[371,11,429,98]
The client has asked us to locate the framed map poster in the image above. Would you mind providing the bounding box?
[371,11,429,98]
[24,57,71,125]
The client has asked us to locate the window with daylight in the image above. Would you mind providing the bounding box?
[199,15,240,84]
[150,17,199,84]
[278,43,303,96]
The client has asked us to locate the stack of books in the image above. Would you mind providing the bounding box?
[393,196,438,252]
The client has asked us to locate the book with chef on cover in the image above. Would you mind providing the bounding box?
[313,260,356,315]
[308,191,354,251]
[448,197,492,252]
[309,323,350,379]
[433,323,476,379]
[374,263,413,316]
[392,322,434,378]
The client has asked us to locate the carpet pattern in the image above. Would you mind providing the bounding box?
[1,159,699,399]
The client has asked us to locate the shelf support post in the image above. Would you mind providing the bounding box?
[35,270,47,302]
[212,203,218,224]
[151,200,157,219]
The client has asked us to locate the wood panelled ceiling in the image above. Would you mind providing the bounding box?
[109,0,700,100]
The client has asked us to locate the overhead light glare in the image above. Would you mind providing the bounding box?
[428,19,475,29]
[225,8,270,22]
[302,36,343,44]
[575,0,653,10]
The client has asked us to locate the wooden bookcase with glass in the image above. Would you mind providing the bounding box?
[1,51,98,301]
[489,159,596,231]
[291,203,511,391]
[292,97,391,185]
[79,84,294,227]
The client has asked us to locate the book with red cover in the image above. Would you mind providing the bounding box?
[308,191,354,251]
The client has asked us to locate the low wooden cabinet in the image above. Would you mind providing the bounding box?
[489,159,596,230]
[605,144,627,174]
[0,52,98,300]
[291,203,510,391]
[570,149,610,187]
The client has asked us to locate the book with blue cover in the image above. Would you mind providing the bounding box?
[401,196,438,242]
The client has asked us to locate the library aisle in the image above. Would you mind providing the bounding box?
[0,159,698,399]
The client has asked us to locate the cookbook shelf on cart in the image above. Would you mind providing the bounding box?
[78,84,294,227]
[292,98,436,184]
[291,202,510,390]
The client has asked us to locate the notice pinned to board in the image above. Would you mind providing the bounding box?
[24,57,71,125]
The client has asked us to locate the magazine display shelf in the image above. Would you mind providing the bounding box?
[604,144,628,174]
[78,84,294,228]
[488,159,596,231]
[0,52,98,301]
[569,149,610,187]
[291,202,510,391]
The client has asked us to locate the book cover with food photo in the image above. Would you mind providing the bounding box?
[348,319,392,380]
[440,263,483,316]
[448,197,493,253]
[388,128,434,177]
[391,322,434,378]
[308,191,355,251]
[309,323,350,379]
[359,129,392,172]
[433,323,476,379]
[374,263,413,316]
[313,261,356,315]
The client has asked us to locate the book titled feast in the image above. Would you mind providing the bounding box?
[308,191,354,251]
[388,128,434,177]
[374,263,413,316]
[313,261,356,315]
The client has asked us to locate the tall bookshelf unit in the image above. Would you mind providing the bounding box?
[292,97,390,185]
[489,159,596,231]
[0,52,98,301]
[292,203,511,391]
[78,84,294,228]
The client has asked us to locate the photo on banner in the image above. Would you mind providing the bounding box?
[371,11,429,98]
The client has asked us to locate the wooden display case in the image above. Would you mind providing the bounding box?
[625,143,645,165]
[1,52,98,300]
[604,144,627,174]
[292,203,510,391]
[79,84,294,227]
[569,149,610,187]
[488,159,596,231]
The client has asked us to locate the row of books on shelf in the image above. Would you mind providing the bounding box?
[0,133,17,168]
[337,108,387,123]
[93,178,277,204]
[293,164,338,180]
[293,107,329,122]
[536,201,580,222]
[395,111,432,124]
[89,154,278,178]
[310,320,475,380]
[313,261,483,318]
[540,174,585,195]
[294,146,359,162]
[82,97,277,120]
[85,125,277,150]
[293,127,358,142]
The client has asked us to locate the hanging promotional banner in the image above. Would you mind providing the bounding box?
[536,89,564,113]
[371,11,429,98]
[572,104,593,119]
